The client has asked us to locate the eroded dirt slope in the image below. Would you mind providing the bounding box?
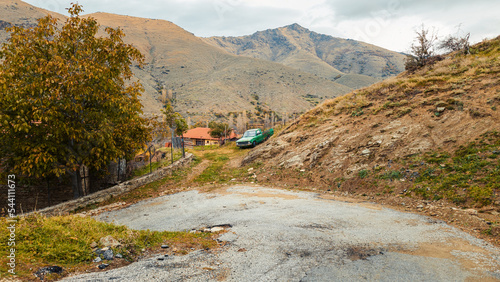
[242,37,500,243]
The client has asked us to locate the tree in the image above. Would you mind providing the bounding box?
[148,115,170,143]
[162,101,187,136]
[439,32,470,54]
[405,25,439,71]
[161,101,187,159]
[193,121,205,128]
[174,117,188,137]
[208,121,232,145]
[0,4,150,198]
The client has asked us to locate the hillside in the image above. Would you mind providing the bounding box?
[242,37,500,239]
[0,1,357,119]
[85,14,354,117]
[203,23,405,89]
[0,0,65,40]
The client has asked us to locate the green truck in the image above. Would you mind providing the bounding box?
[236,128,274,148]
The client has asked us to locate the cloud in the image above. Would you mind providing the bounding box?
[21,0,500,52]
[321,0,500,51]
[164,1,304,37]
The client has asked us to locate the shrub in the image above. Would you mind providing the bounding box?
[358,169,369,179]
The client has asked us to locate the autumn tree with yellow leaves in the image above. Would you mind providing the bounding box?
[0,4,150,198]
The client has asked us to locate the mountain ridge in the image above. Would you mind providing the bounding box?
[203,23,406,89]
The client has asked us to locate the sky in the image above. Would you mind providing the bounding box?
[23,0,500,52]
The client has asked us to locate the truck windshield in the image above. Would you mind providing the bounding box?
[243,131,257,137]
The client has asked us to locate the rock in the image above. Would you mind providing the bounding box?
[161,245,169,249]
[93,257,102,263]
[99,235,121,248]
[98,264,109,270]
[284,155,304,168]
[464,209,478,215]
[436,107,446,113]
[103,249,114,260]
[115,253,123,259]
[90,241,98,249]
[210,227,225,233]
[35,265,63,279]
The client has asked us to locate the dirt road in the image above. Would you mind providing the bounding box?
[64,185,500,281]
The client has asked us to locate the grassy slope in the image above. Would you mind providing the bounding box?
[0,214,217,281]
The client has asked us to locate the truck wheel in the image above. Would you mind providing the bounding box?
[252,141,256,148]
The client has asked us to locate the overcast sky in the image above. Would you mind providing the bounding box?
[23,0,500,52]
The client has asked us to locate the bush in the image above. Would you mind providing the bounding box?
[405,25,438,71]
[358,169,369,179]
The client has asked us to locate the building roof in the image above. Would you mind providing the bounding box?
[183,127,240,140]
[183,128,217,140]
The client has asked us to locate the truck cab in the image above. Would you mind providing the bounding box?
[236,128,264,148]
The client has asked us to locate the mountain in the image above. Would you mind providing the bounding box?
[0,1,355,118]
[203,23,406,89]
[1,1,404,122]
[243,37,500,211]
[84,13,352,118]
[0,0,65,39]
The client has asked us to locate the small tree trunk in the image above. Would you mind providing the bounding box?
[70,169,82,199]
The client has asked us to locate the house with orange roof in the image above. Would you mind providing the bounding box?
[183,127,240,147]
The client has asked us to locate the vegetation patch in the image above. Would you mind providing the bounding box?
[195,153,231,183]
[0,214,216,281]
[343,132,500,208]
[411,131,500,206]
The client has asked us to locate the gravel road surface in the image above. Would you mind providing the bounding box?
[64,185,500,281]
